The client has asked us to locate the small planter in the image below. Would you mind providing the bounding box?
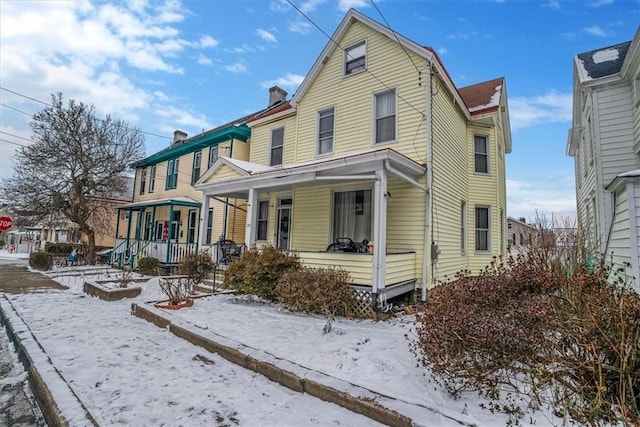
[153,299,194,310]
[84,281,142,301]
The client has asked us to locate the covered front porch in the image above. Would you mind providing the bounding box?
[113,197,202,267]
[195,148,429,305]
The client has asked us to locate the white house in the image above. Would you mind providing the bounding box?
[567,26,640,291]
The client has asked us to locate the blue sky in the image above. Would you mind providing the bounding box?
[1,0,639,222]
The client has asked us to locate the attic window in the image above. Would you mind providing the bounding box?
[345,42,366,76]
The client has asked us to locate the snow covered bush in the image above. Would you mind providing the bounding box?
[412,243,640,425]
[137,256,159,275]
[158,277,194,305]
[276,267,356,332]
[29,251,53,270]
[223,246,301,301]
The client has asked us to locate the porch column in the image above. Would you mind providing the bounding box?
[372,168,387,294]
[114,208,122,241]
[245,188,257,248]
[198,195,211,249]
[166,204,174,264]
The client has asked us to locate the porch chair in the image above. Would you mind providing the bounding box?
[218,239,243,265]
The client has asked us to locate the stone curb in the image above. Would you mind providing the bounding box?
[0,296,98,427]
[83,281,141,301]
[131,302,415,427]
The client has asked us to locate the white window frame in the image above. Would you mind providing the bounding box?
[192,150,202,185]
[205,207,213,245]
[149,165,156,193]
[330,187,373,244]
[474,134,489,174]
[373,88,397,145]
[139,167,146,195]
[270,127,284,166]
[317,107,335,155]
[344,41,366,76]
[208,146,219,168]
[256,200,269,241]
[475,205,491,252]
[166,158,179,190]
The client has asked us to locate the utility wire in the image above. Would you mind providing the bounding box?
[369,0,421,75]
[0,131,33,143]
[0,138,27,147]
[0,102,33,117]
[284,0,424,118]
[0,86,172,140]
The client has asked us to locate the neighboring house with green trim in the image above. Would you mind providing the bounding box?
[195,9,512,306]
[113,90,285,267]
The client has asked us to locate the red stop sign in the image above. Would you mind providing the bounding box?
[0,216,13,231]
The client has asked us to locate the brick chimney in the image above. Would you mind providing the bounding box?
[268,86,287,107]
[173,130,187,145]
[519,217,526,224]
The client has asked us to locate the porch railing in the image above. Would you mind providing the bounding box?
[112,239,198,266]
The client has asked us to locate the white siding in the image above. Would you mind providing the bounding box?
[606,185,630,271]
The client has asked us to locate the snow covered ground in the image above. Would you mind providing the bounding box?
[0,257,563,426]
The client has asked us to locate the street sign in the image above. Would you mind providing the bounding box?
[0,216,13,231]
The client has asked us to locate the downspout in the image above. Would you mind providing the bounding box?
[371,167,388,313]
[422,60,433,303]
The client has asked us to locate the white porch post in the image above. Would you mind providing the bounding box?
[198,194,211,249]
[372,168,387,295]
[245,188,257,248]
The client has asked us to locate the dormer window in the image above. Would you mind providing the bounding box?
[345,41,366,76]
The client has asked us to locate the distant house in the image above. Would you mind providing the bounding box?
[507,217,538,251]
[567,27,640,290]
[114,92,280,268]
[196,9,512,305]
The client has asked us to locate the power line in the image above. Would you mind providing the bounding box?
[369,0,421,75]
[0,102,33,117]
[0,131,33,143]
[0,138,27,147]
[284,0,424,118]
[0,86,172,140]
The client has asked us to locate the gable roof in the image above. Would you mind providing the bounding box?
[459,78,504,114]
[575,40,632,82]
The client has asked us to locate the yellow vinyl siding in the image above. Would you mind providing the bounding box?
[299,252,372,284]
[250,115,297,165]
[290,186,332,251]
[231,139,250,162]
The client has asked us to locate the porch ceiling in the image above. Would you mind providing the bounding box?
[195,148,426,198]
[117,197,201,211]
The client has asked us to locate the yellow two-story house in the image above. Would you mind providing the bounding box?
[112,88,287,267]
[196,9,511,305]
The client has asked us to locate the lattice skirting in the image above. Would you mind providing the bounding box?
[350,289,375,318]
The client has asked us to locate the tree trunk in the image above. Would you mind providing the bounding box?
[85,228,96,264]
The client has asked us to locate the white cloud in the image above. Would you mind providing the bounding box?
[289,21,313,34]
[507,177,576,223]
[199,35,219,48]
[591,0,614,6]
[584,25,609,37]
[225,62,248,73]
[437,47,448,55]
[270,0,291,13]
[300,0,328,13]
[261,73,305,90]
[338,0,369,12]
[197,54,213,66]
[155,106,211,130]
[508,90,573,131]
[257,29,278,44]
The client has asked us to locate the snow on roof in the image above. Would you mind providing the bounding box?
[458,77,504,113]
[224,157,274,174]
[576,40,631,81]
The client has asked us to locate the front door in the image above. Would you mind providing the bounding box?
[276,198,292,250]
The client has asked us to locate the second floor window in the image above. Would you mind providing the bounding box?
[375,89,396,144]
[474,135,489,174]
[166,158,179,190]
[270,127,284,166]
[257,200,269,241]
[208,146,218,168]
[318,107,334,155]
[149,165,156,193]
[139,168,147,195]
[475,206,490,252]
[192,150,202,184]
[345,41,366,75]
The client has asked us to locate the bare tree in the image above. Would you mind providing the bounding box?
[1,93,145,263]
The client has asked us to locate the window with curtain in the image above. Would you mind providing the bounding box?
[192,150,202,184]
[208,146,219,168]
[475,206,490,251]
[139,168,146,195]
[205,208,213,245]
[375,90,396,144]
[257,200,269,240]
[474,135,489,173]
[270,127,284,166]
[149,165,156,193]
[318,107,334,155]
[333,189,371,243]
[344,41,366,75]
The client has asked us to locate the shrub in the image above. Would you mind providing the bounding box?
[411,242,640,425]
[29,251,53,271]
[276,267,356,332]
[178,251,213,285]
[158,277,193,305]
[137,256,160,276]
[116,267,133,288]
[223,246,301,301]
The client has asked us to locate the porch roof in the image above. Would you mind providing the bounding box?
[116,197,201,211]
[195,148,427,198]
